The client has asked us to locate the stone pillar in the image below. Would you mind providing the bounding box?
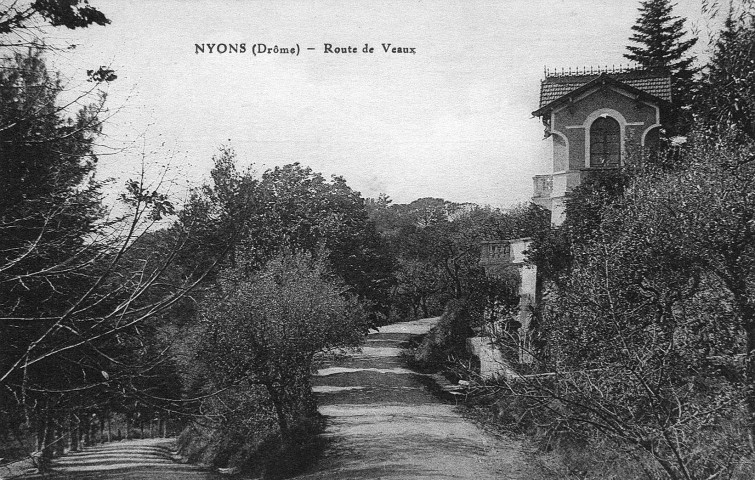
[509,239,537,364]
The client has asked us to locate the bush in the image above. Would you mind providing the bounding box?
[179,252,365,476]
[411,300,476,372]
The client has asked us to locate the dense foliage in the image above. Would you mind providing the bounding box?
[0,48,203,467]
[164,152,392,472]
[174,152,393,324]
[366,196,547,322]
[486,9,755,479]
[196,254,366,436]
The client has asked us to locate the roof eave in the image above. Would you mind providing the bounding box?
[532,75,670,118]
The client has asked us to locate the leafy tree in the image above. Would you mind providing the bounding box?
[371,197,469,318]
[177,156,394,324]
[510,133,755,478]
[534,235,739,478]
[667,132,755,451]
[196,253,366,436]
[393,258,445,318]
[624,0,698,135]
[369,197,548,322]
[257,164,393,318]
[529,168,631,287]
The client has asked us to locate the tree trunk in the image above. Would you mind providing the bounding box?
[746,313,755,452]
[82,415,90,446]
[266,384,289,436]
[35,415,45,452]
[54,423,65,456]
[70,414,79,452]
[39,414,54,471]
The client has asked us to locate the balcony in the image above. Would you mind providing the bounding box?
[480,238,533,277]
[533,175,552,199]
[480,241,511,268]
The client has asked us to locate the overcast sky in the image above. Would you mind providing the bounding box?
[44,0,718,208]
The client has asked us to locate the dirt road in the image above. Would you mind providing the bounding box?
[17,317,535,479]
[18,438,222,479]
[296,317,533,479]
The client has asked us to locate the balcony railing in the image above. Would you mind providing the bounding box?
[480,241,511,266]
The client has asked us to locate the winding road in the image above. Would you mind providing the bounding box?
[19,317,536,479]
[296,317,534,479]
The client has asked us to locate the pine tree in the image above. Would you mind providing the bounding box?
[0,49,108,464]
[624,0,698,136]
[697,12,755,141]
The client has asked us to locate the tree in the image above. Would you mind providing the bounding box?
[368,197,547,322]
[696,11,755,141]
[529,168,631,288]
[497,14,755,475]
[509,133,755,478]
[0,50,211,467]
[0,0,109,46]
[196,253,366,436]
[172,146,259,280]
[667,133,755,452]
[253,163,393,317]
[0,50,107,423]
[177,156,394,324]
[625,0,698,135]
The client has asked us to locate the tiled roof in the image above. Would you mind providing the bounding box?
[538,70,671,109]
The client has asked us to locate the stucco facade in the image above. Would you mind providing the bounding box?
[533,69,671,225]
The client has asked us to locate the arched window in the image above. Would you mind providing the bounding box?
[590,116,620,167]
